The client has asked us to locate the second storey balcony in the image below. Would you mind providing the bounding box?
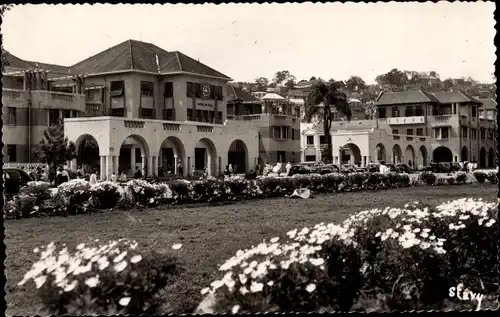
[387,116,425,125]
[3,88,86,111]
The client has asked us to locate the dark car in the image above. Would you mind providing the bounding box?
[426,162,452,173]
[366,163,380,173]
[318,164,341,174]
[3,168,34,195]
[288,165,312,177]
[396,163,412,174]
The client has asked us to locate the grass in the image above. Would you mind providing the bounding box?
[5,183,498,315]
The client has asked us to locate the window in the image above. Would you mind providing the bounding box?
[110,81,124,97]
[214,86,224,101]
[292,129,295,140]
[140,108,154,119]
[461,126,468,138]
[415,106,424,116]
[404,106,414,117]
[480,128,486,140]
[195,83,202,98]
[49,109,60,126]
[406,129,413,135]
[305,155,316,162]
[392,129,399,135]
[63,110,71,118]
[141,82,154,97]
[187,82,194,97]
[273,126,281,139]
[7,145,16,162]
[470,129,477,139]
[319,135,326,144]
[391,107,399,117]
[471,106,477,117]
[307,136,314,145]
[277,151,286,163]
[7,107,16,125]
[441,127,449,139]
[187,109,193,121]
[195,110,202,121]
[416,128,423,136]
[164,82,173,98]
[215,111,223,124]
[110,108,125,117]
[434,128,440,139]
[163,109,174,120]
[488,129,494,140]
[378,107,386,119]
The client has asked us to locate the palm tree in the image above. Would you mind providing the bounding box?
[303,80,351,164]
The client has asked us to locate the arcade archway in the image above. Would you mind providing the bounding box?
[488,148,495,168]
[341,143,362,165]
[159,136,186,176]
[405,145,416,168]
[479,147,486,168]
[194,138,217,176]
[228,139,248,174]
[75,134,100,173]
[118,135,150,177]
[375,143,386,163]
[461,146,468,162]
[433,146,452,163]
[392,144,402,164]
[419,145,428,168]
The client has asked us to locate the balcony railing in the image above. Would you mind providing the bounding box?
[387,116,425,125]
[85,104,105,117]
[124,120,145,129]
[3,89,85,110]
[197,125,214,133]
[432,115,452,121]
[2,89,26,100]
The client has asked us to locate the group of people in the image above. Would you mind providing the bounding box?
[260,162,293,177]
[25,166,49,182]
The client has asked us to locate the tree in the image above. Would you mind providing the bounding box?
[309,76,317,81]
[375,69,408,87]
[303,81,351,164]
[32,120,77,182]
[346,76,367,93]
[273,70,296,86]
[1,4,13,73]
[254,77,269,91]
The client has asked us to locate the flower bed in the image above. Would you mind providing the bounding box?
[197,198,498,313]
[17,239,181,315]
[4,171,496,220]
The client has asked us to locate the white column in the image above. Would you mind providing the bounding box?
[114,156,119,175]
[174,155,178,175]
[100,156,106,180]
[207,154,212,176]
[130,146,136,171]
[147,156,153,177]
[106,155,113,180]
[153,156,158,176]
[218,157,222,176]
[142,156,146,176]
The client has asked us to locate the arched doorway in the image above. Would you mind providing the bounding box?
[194,138,217,176]
[159,136,186,177]
[392,144,402,164]
[375,143,386,163]
[75,134,100,173]
[405,145,416,168]
[419,145,428,169]
[488,148,495,168]
[341,143,362,165]
[461,146,468,162]
[433,146,453,163]
[118,135,150,177]
[228,139,248,174]
[479,147,486,168]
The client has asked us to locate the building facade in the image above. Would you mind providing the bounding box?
[3,40,261,179]
[301,90,497,169]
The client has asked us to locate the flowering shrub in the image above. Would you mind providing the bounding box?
[199,198,498,312]
[4,182,53,219]
[54,179,92,216]
[419,171,436,185]
[18,239,180,315]
[455,172,467,184]
[90,181,122,209]
[473,171,487,183]
[486,172,498,184]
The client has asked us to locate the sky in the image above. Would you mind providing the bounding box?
[2,2,496,84]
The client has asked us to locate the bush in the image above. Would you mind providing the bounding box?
[473,171,487,183]
[419,171,436,185]
[486,172,498,184]
[90,181,122,209]
[17,239,181,315]
[54,179,92,216]
[455,173,467,184]
[200,198,498,313]
[4,181,54,218]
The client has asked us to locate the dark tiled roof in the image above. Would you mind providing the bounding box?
[376,90,440,105]
[430,91,483,105]
[479,98,497,110]
[226,85,260,103]
[4,52,72,76]
[70,39,231,79]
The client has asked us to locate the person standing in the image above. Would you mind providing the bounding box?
[178,160,183,177]
[110,172,117,183]
[285,161,292,176]
[120,171,128,182]
[134,166,142,179]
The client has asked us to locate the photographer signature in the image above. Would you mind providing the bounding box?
[448,283,484,310]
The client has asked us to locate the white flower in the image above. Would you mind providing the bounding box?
[33,247,40,253]
[200,287,210,295]
[34,275,47,289]
[232,305,240,314]
[63,280,78,292]
[130,255,142,264]
[267,280,274,286]
[305,283,316,293]
[250,281,264,293]
[270,237,279,243]
[114,260,127,272]
[239,286,249,295]
[119,297,131,306]
[85,276,99,288]
[172,243,182,250]
[419,242,431,250]
[485,219,496,227]
[113,251,128,263]
[309,258,325,266]
[76,243,85,250]
[98,259,109,270]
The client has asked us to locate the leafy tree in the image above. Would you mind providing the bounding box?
[285,78,295,91]
[1,4,13,73]
[346,76,367,93]
[375,69,408,87]
[254,77,269,91]
[443,78,454,90]
[273,70,296,86]
[32,120,77,182]
[309,76,317,81]
[303,80,351,164]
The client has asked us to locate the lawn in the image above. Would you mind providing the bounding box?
[4,183,497,315]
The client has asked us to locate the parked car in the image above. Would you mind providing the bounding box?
[288,164,313,177]
[396,163,412,174]
[425,162,453,173]
[366,163,380,173]
[298,161,324,173]
[341,164,356,174]
[3,168,33,195]
[318,164,341,174]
